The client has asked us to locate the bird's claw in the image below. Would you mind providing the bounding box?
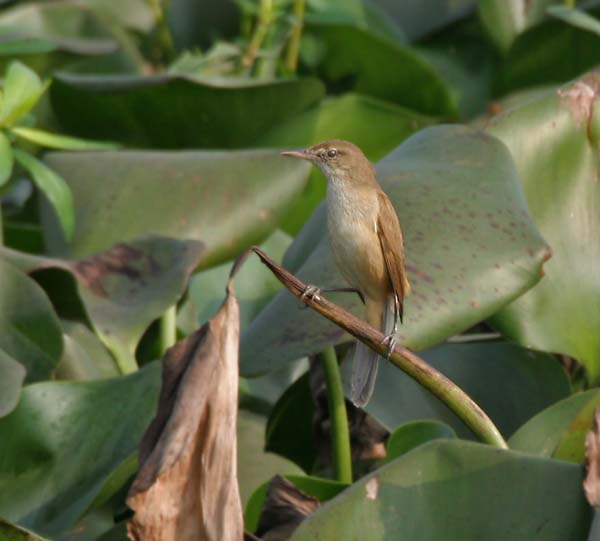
[380,333,398,359]
[301,284,321,303]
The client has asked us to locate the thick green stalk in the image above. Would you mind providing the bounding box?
[108,341,138,374]
[160,304,177,353]
[319,346,353,484]
[285,0,306,73]
[242,0,273,70]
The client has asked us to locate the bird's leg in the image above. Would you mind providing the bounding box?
[300,284,322,303]
[381,294,400,359]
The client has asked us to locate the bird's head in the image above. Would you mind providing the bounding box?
[281,139,373,182]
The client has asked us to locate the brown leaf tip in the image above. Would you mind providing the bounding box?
[584,407,600,508]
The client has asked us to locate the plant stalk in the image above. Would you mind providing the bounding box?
[147,0,176,62]
[242,0,273,70]
[285,0,306,73]
[160,304,177,353]
[319,346,353,484]
[249,246,508,450]
[564,0,575,7]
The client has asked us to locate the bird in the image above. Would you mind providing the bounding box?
[281,139,410,407]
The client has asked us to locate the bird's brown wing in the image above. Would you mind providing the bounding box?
[376,191,410,322]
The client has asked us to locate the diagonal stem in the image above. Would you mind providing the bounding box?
[247,246,508,449]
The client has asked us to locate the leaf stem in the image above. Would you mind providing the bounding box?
[242,0,273,70]
[108,341,138,374]
[564,0,575,7]
[160,304,177,353]
[319,346,353,484]
[285,0,306,73]
[146,0,176,63]
[249,246,509,450]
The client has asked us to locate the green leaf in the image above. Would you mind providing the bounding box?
[13,149,74,242]
[306,22,457,116]
[487,73,600,381]
[257,93,434,233]
[386,420,456,462]
[0,39,57,56]
[240,125,550,375]
[0,362,161,536]
[42,150,311,266]
[478,0,555,53]
[0,349,26,418]
[0,258,62,382]
[510,389,600,461]
[0,235,205,374]
[351,342,569,440]
[0,61,47,127]
[245,474,347,534]
[0,519,48,541]
[11,127,119,151]
[291,440,591,540]
[0,130,14,186]
[49,73,325,149]
[547,5,600,37]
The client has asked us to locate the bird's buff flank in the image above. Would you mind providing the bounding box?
[281,140,410,407]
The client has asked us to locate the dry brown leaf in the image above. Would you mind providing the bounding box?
[584,407,600,509]
[127,273,243,541]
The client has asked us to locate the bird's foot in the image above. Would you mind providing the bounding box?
[380,332,398,359]
[300,284,321,303]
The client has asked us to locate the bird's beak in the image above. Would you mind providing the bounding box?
[280,149,312,161]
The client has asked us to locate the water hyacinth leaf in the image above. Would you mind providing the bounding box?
[0,519,49,541]
[42,150,311,266]
[478,0,555,53]
[10,127,119,151]
[0,62,46,127]
[0,131,14,186]
[0,349,26,417]
[241,125,549,375]
[13,149,74,242]
[547,5,600,36]
[50,73,325,148]
[291,440,591,540]
[0,235,205,374]
[386,420,456,462]
[487,73,600,381]
[307,22,457,116]
[257,93,435,233]
[353,341,569,440]
[510,389,600,460]
[0,362,161,536]
[0,258,62,382]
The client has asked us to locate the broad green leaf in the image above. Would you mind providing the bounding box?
[42,150,311,265]
[0,235,205,374]
[240,125,550,375]
[0,362,161,536]
[0,62,47,127]
[291,440,591,540]
[13,149,74,242]
[510,389,600,460]
[386,420,456,462]
[0,349,26,417]
[55,321,120,381]
[495,13,600,94]
[237,410,304,505]
[0,519,48,541]
[245,474,347,534]
[265,373,317,472]
[306,22,457,116]
[349,342,569,440]
[0,39,57,57]
[0,258,62,382]
[257,93,434,233]
[11,127,118,151]
[487,74,600,381]
[547,5,600,37]
[478,0,556,53]
[0,131,14,186]
[50,73,325,148]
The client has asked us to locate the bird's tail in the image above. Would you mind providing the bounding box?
[350,295,395,407]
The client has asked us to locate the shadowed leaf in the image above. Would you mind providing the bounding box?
[0,349,26,417]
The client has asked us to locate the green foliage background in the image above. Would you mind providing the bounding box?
[0,0,599,539]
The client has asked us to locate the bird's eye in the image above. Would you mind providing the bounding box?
[327,149,337,158]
